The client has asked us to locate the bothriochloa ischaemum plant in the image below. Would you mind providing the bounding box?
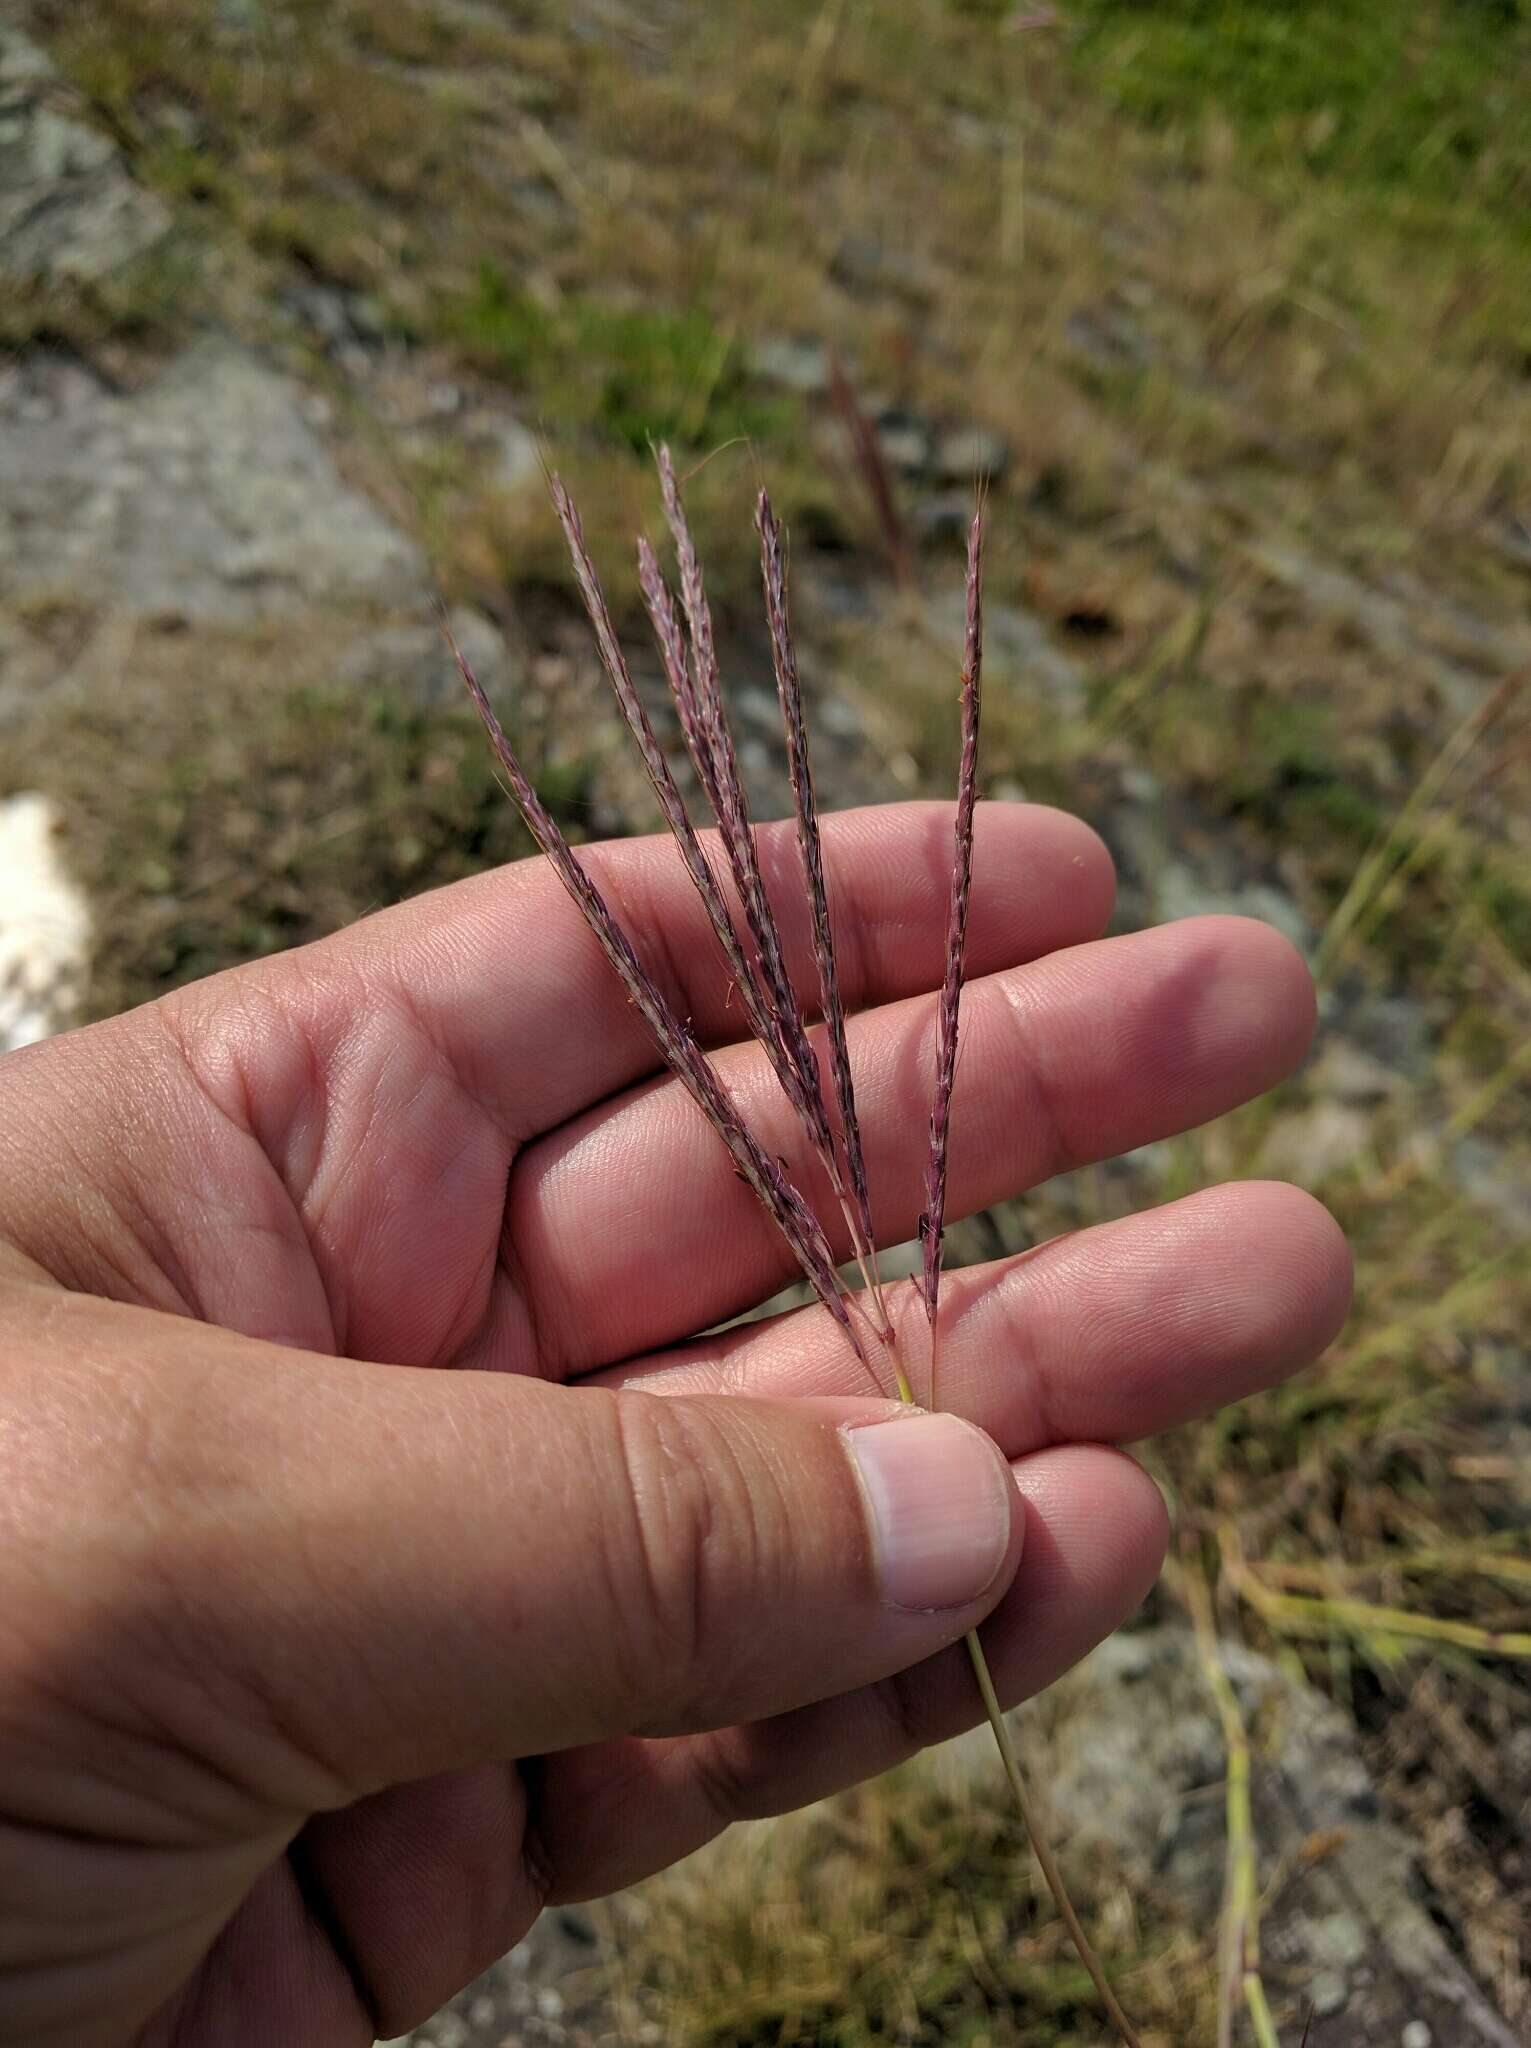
[452,446,1145,2047]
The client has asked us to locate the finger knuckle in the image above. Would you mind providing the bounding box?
[600,1395,773,1730]
[990,974,1071,1182]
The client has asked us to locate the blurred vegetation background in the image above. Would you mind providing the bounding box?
[2,2,1529,2043]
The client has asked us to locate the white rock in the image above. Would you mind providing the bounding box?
[0,792,91,1052]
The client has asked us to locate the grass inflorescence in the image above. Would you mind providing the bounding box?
[455,453,1143,2045]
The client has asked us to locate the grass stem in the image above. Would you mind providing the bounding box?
[1183,1561,1278,2048]
[965,1627,1147,2048]
[886,1312,1143,2045]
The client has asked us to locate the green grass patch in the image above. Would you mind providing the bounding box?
[1066,1,1531,234]
[440,266,792,455]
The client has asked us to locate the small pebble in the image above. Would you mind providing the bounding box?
[1308,1968,1348,2016]
[932,423,1010,484]
[1401,2025,1432,2048]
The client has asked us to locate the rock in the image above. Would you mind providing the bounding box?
[927,586,1086,717]
[0,26,170,283]
[814,692,863,744]
[747,334,831,395]
[377,1905,608,2046]
[1328,988,1434,1081]
[1488,513,1531,574]
[1119,762,1162,806]
[0,792,91,1052]
[374,379,540,495]
[1064,301,1151,370]
[471,410,541,496]
[736,732,779,798]
[1257,1100,1371,1185]
[1156,860,1312,952]
[0,340,425,622]
[1247,539,1531,719]
[379,1627,1524,2046]
[1448,1136,1531,1235]
[1251,540,1420,661]
[830,232,933,300]
[933,1629,1521,2046]
[731,683,779,735]
[336,607,515,711]
[931,422,1009,485]
[872,406,932,479]
[795,558,877,626]
[910,490,976,544]
[1310,1035,1408,1105]
[283,281,387,357]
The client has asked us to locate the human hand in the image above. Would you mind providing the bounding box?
[0,801,1349,2046]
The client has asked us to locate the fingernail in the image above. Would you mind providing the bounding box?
[844,1412,1012,1612]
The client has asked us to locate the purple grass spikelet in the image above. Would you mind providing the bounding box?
[757,489,887,1334]
[922,501,984,1404]
[554,482,797,1118]
[654,450,817,1105]
[633,529,880,1256]
[449,626,863,1361]
[651,450,891,1324]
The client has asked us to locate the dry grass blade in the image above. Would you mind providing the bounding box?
[447,625,865,1364]
[1313,660,1530,984]
[757,488,890,1344]
[1234,1572,1531,1660]
[826,347,915,589]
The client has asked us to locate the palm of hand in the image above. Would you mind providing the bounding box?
[0,803,1347,2046]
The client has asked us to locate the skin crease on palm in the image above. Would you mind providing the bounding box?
[0,799,1352,2048]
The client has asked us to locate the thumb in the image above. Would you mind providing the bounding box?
[11,1295,1023,1811]
[237,1365,1024,1796]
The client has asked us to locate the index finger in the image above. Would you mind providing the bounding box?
[273,798,1116,1140]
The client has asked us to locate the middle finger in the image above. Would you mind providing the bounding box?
[603,1180,1352,1450]
[493,914,1313,1375]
